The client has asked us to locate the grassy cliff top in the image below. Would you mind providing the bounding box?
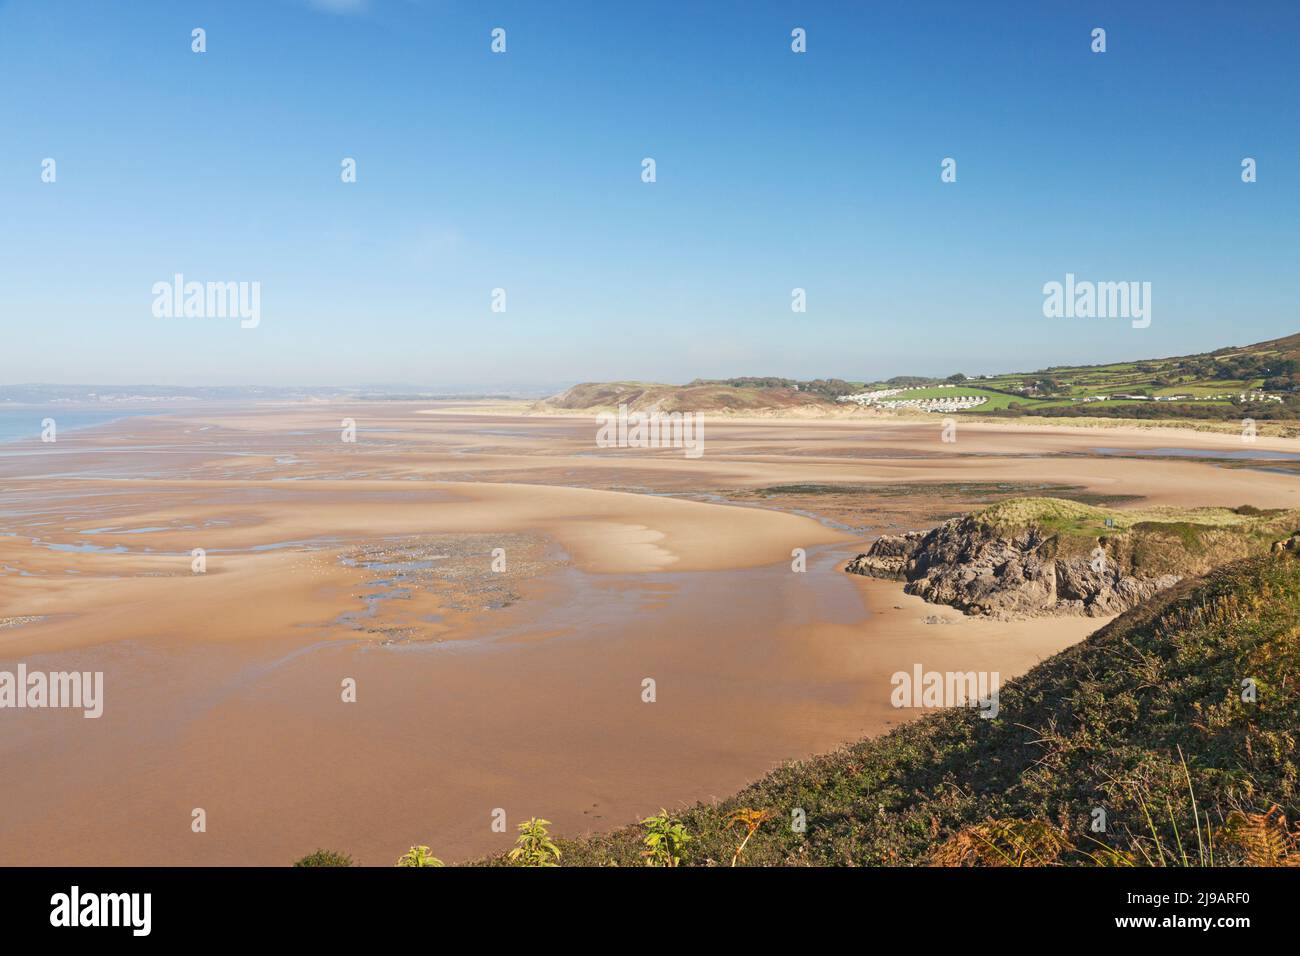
[485,551,1300,866]
[974,496,1297,538]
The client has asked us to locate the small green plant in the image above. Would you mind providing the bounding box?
[293,848,354,867]
[395,845,444,867]
[640,809,691,867]
[508,817,562,867]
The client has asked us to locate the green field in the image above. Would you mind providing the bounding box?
[860,332,1299,417]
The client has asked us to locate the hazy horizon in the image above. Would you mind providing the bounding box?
[0,325,1293,393]
[3,0,1297,386]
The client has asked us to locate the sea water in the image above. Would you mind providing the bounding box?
[0,407,159,444]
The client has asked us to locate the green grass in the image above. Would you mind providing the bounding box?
[977,497,1249,536]
[968,497,1299,570]
[489,551,1300,866]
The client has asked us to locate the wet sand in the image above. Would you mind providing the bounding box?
[2,404,1298,864]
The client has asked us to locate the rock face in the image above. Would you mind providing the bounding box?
[846,515,1181,619]
[846,530,925,580]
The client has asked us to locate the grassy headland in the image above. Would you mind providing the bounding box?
[846,497,1300,619]
[536,332,1300,424]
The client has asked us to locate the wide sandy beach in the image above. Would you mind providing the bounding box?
[2,403,1298,864]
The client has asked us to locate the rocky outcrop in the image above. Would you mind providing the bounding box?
[846,514,1181,619]
[844,531,925,580]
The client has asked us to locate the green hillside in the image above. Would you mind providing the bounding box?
[537,333,1300,422]
[877,331,1300,420]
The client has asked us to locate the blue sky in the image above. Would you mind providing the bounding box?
[1,0,1297,387]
